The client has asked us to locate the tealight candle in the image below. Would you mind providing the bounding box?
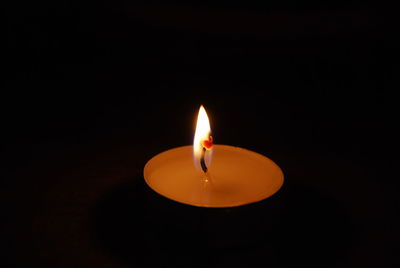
[144,105,284,207]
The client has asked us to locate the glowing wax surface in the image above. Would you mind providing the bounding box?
[144,145,284,207]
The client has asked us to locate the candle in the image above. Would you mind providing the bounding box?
[144,105,284,207]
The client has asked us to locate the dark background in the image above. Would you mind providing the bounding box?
[3,1,398,267]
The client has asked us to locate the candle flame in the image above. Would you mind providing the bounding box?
[193,105,214,173]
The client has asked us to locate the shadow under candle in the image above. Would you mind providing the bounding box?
[89,176,355,268]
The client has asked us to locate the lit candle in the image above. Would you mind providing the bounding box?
[144,105,284,207]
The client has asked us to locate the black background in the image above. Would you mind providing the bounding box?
[3,1,398,267]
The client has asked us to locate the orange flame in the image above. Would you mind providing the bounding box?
[193,105,214,172]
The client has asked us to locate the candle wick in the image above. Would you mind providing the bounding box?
[200,147,208,173]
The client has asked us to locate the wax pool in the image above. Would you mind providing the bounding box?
[144,144,284,207]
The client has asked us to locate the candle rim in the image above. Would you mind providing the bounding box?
[144,144,284,208]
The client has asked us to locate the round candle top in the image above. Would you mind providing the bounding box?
[144,144,284,207]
